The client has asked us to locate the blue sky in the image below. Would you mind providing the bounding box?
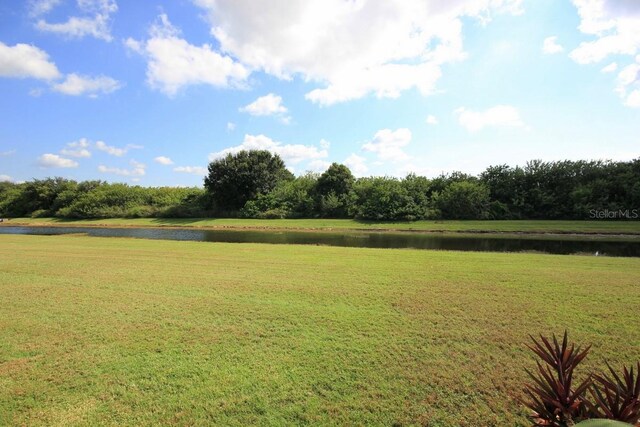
[1,0,639,187]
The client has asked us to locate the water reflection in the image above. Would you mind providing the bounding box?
[1,226,639,257]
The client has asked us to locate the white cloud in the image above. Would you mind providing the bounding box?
[570,33,640,64]
[426,115,438,125]
[569,1,640,107]
[395,162,441,179]
[616,56,640,107]
[95,141,142,156]
[0,150,16,157]
[362,128,412,162]
[173,166,207,175]
[304,61,442,106]
[60,138,91,158]
[625,89,640,107]
[569,0,640,64]
[227,122,236,131]
[239,93,289,121]
[52,73,121,97]
[29,0,62,17]
[29,88,45,97]
[344,153,368,177]
[193,0,523,105]
[38,153,79,168]
[0,174,13,182]
[307,160,331,173]
[125,14,249,96]
[96,141,125,156]
[123,37,143,54]
[455,105,526,132]
[542,36,563,54]
[209,134,328,165]
[0,43,119,99]
[0,42,61,80]
[35,0,118,41]
[154,156,174,165]
[617,59,640,88]
[98,160,146,176]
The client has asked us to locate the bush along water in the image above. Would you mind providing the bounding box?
[1,154,639,220]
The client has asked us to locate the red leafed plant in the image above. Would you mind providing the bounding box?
[522,331,592,426]
[586,362,640,424]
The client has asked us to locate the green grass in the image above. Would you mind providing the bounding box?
[5,217,640,234]
[1,235,639,426]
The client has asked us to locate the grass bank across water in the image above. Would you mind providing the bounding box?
[1,234,639,425]
[3,217,640,235]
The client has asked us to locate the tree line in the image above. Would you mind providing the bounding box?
[1,150,638,220]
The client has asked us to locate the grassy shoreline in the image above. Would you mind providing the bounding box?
[1,234,639,425]
[2,217,640,235]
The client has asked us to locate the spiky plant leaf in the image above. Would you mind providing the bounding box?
[521,331,592,426]
[586,362,640,424]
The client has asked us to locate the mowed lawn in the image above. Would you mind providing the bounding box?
[0,235,639,426]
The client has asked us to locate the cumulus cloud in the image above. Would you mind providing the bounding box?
[0,43,119,98]
[193,0,523,105]
[173,166,207,175]
[239,93,290,123]
[0,42,61,80]
[52,73,121,97]
[615,56,640,107]
[95,141,142,156]
[569,1,640,107]
[344,153,368,177]
[426,115,438,125]
[35,0,118,41]
[542,36,563,54]
[154,156,174,165]
[60,138,91,158]
[305,62,443,106]
[98,160,145,176]
[209,134,328,165]
[362,128,412,162]
[38,153,79,168]
[0,174,13,182]
[455,105,526,132]
[125,14,249,96]
[569,0,640,64]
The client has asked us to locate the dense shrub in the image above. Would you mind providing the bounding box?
[433,181,491,220]
[241,173,318,218]
[352,177,421,220]
[2,156,639,221]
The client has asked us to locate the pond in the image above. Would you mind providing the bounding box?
[1,225,640,257]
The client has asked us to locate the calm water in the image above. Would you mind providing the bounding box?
[2,225,640,257]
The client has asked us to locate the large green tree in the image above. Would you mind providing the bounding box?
[204,150,293,212]
[313,163,355,217]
